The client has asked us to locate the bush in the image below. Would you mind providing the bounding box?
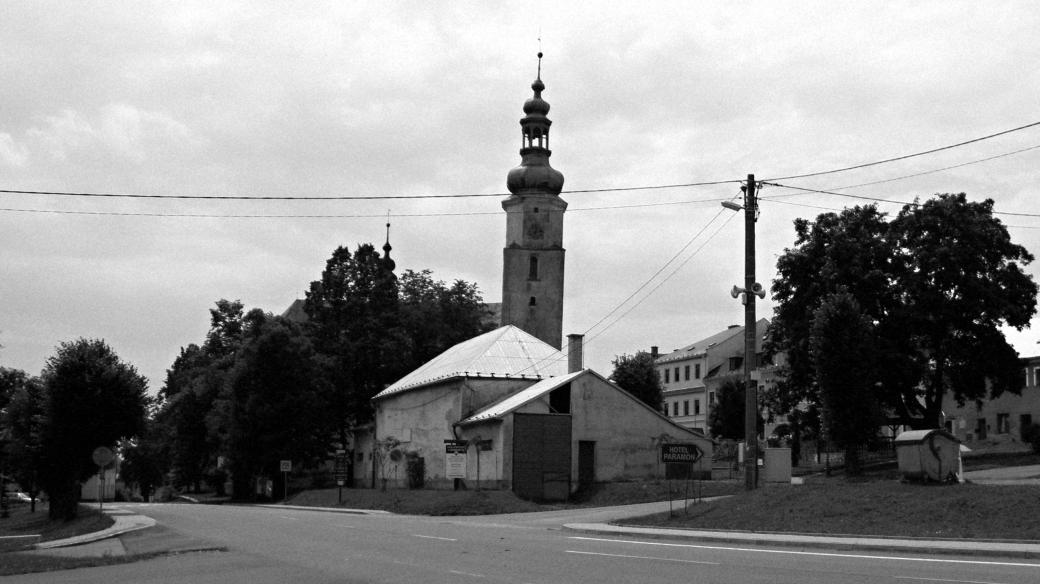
[1023,423,1040,454]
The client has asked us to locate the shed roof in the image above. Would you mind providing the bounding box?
[894,429,961,445]
[458,370,585,425]
[373,325,567,400]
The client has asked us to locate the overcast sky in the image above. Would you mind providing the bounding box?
[3,1,1040,392]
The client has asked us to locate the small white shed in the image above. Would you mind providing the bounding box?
[894,429,962,483]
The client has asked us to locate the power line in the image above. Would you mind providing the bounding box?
[763,120,1040,182]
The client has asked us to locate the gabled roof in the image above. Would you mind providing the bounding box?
[656,318,769,364]
[280,298,309,323]
[458,370,585,425]
[373,325,566,400]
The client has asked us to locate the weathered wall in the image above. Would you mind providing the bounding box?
[569,374,713,482]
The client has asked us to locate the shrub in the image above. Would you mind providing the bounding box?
[1023,423,1040,454]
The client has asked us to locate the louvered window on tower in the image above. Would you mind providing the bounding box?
[529,296,537,306]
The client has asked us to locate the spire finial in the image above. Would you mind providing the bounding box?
[383,209,392,256]
[537,51,543,80]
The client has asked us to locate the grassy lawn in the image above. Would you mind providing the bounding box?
[0,503,114,546]
[288,479,744,515]
[619,472,1040,540]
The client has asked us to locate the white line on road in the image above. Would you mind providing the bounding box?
[894,576,1011,584]
[412,534,458,541]
[449,569,485,578]
[568,537,1040,569]
[278,515,299,521]
[567,550,720,565]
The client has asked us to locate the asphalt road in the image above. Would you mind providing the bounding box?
[9,502,1040,584]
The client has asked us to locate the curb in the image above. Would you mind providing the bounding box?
[35,513,156,550]
[562,523,1040,560]
[254,503,391,515]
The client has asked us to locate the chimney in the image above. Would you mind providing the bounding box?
[650,346,659,360]
[567,334,584,373]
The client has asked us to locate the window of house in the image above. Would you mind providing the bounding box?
[529,296,537,306]
[729,356,743,371]
[528,256,539,280]
[694,399,701,415]
[674,367,679,381]
[1034,367,1040,387]
[665,369,670,383]
[672,402,679,416]
[1026,367,1034,387]
[684,365,690,381]
[695,364,701,379]
[709,391,715,406]
[1021,414,1033,440]
[997,413,1010,434]
[683,400,689,416]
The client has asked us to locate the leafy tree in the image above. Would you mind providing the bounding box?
[39,339,149,520]
[305,244,402,446]
[118,432,166,502]
[708,378,764,440]
[810,291,883,476]
[225,312,334,499]
[398,269,495,367]
[769,194,1037,429]
[609,351,663,410]
[2,371,45,512]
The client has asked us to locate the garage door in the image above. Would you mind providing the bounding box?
[513,413,571,501]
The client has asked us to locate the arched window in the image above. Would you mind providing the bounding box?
[529,296,537,306]
[528,256,539,280]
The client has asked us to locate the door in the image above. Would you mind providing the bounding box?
[578,441,595,490]
[513,413,571,501]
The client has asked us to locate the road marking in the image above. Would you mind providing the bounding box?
[278,515,299,521]
[412,534,457,541]
[567,537,1040,568]
[894,577,1011,584]
[567,550,719,565]
[449,569,484,578]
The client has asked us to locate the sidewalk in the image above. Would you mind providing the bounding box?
[562,522,1040,559]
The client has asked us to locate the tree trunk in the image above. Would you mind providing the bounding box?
[844,445,861,477]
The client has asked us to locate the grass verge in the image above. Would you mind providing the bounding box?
[619,475,1040,540]
[0,503,114,544]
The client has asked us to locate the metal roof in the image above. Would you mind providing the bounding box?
[458,370,585,425]
[373,325,567,400]
[656,318,769,364]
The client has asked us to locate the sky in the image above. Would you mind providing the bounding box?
[3,1,1040,393]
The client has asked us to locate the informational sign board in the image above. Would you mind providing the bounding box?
[445,439,468,479]
[333,451,349,484]
[660,443,703,464]
[280,460,292,473]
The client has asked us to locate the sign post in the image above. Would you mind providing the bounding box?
[279,460,292,502]
[661,443,703,514]
[92,447,114,513]
[333,450,348,505]
[444,440,468,490]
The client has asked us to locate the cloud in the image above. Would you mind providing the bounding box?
[0,132,29,166]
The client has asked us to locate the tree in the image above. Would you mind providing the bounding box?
[2,371,45,512]
[769,194,1037,429]
[810,291,883,476]
[225,312,335,499]
[609,351,663,410]
[398,269,495,367]
[305,244,400,446]
[39,339,149,520]
[708,378,764,440]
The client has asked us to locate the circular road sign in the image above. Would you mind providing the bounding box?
[92,446,115,468]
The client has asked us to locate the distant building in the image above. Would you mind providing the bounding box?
[941,355,1040,447]
[654,319,778,436]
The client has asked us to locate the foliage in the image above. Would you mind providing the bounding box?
[118,429,167,501]
[38,339,149,520]
[609,351,664,410]
[1023,423,1040,454]
[809,291,883,476]
[398,269,496,367]
[1,369,45,511]
[707,378,764,440]
[768,194,1037,429]
[225,312,335,500]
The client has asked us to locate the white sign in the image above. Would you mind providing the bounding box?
[445,453,467,479]
[280,460,292,472]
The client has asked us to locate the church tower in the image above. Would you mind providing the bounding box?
[501,53,567,349]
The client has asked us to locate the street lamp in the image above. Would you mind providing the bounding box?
[721,174,764,490]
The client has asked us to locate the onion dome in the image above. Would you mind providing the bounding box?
[506,52,565,196]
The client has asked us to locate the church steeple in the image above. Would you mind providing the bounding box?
[501,53,567,350]
[381,212,395,272]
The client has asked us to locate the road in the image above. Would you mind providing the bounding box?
[9,502,1040,583]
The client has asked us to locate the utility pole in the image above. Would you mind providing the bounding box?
[723,174,764,490]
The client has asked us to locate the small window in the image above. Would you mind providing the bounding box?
[529,296,537,306]
[709,391,715,406]
[528,256,539,280]
[695,364,701,379]
[997,413,1010,434]
[674,367,679,382]
[533,207,539,213]
[672,402,679,416]
[665,369,670,383]
[684,365,690,381]
[683,400,689,416]
[694,399,701,415]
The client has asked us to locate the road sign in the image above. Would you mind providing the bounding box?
[280,460,292,472]
[661,443,703,464]
[444,440,467,479]
[444,439,468,454]
[92,446,114,468]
